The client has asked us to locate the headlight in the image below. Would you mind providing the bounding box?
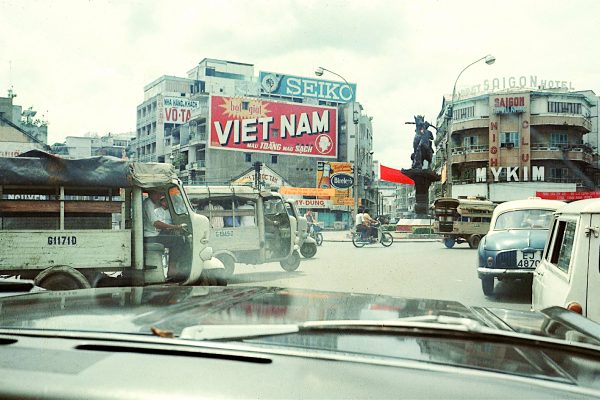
[487,256,493,267]
[199,246,213,261]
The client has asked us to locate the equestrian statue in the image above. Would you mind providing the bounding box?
[410,115,435,169]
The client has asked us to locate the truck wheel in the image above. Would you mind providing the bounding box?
[280,251,301,271]
[468,235,481,249]
[300,242,317,258]
[481,277,494,296]
[34,266,91,291]
[443,238,455,249]
[216,254,236,278]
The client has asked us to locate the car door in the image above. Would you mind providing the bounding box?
[533,218,557,308]
[533,216,578,310]
[586,212,600,321]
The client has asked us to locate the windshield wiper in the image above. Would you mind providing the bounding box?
[178,316,492,341]
[180,324,300,341]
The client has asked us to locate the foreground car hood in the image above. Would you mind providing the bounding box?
[0,285,595,345]
[0,286,480,333]
[483,229,549,251]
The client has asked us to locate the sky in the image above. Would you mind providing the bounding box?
[1,0,600,169]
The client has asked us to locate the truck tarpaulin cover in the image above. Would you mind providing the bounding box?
[0,150,177,188]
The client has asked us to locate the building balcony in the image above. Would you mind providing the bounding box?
[530,114,592,132]
[137,154,158,163]
[136,113,157,128]
[136,134,156,147]
[186,160,206,170]
[189,133,207,146]
[450,117,489,132]
[450,145,489,164]
[530,143,594,163]
[545,177,585,187]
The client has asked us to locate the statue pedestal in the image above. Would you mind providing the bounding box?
[401,169,441,217]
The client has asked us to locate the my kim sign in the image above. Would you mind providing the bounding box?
[209,96,338,158]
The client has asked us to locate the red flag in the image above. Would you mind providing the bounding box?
[380,164,415,185]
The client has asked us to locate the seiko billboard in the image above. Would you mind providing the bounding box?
[259,71,357,103]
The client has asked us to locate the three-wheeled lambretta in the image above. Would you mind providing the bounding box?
[0,151,221,290]
[185,185,302,277]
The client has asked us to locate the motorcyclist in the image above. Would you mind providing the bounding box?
[305,210,316,234]
[362,209,378,241]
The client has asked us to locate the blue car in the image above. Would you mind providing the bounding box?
[477,199,565,296]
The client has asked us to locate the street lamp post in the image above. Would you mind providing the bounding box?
[315,67,359,220]
[444,54,495,197]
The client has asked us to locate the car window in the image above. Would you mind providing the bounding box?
[168,186,188,215]
[5,2,600,398]
[544,218,559,261]
[494,209,555,230]
[549,220,577,274]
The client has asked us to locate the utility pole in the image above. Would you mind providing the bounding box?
[253,161,263,190]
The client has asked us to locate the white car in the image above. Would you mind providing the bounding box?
[532,198,600,322]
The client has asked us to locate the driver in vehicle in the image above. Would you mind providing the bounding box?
[143,191,186,278]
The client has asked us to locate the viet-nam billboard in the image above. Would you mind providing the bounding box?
[316,161,353,205]
[209,96,337,158]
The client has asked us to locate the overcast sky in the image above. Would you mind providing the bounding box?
[1,0,599,168]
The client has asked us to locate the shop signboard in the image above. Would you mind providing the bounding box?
[316,161,353,205]
[279,187,336,196]
[295,199,332,209]
[232,165,289,187]
[0,142,44,157]
[209,96,337,158]
[163,97,200,125]
[536,191,600,201]
[259,71,356,103]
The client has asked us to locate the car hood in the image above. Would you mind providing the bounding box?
[483,229,549,251]
[0,285,597,346]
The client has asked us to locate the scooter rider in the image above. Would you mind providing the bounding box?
[362,209,378,241]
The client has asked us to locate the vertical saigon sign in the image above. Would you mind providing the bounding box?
[486,93,533,182]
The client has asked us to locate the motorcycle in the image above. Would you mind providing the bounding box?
[352,223,393,248]
[309,224,323,246]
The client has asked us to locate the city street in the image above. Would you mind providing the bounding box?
[229,233,532,311]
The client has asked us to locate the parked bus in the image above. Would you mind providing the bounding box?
[432,197,496,249]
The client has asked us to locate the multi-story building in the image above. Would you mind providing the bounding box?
[0,94,49,156]
[51,132,134,159]
[134,58,376,228]
[431,88,599,202]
